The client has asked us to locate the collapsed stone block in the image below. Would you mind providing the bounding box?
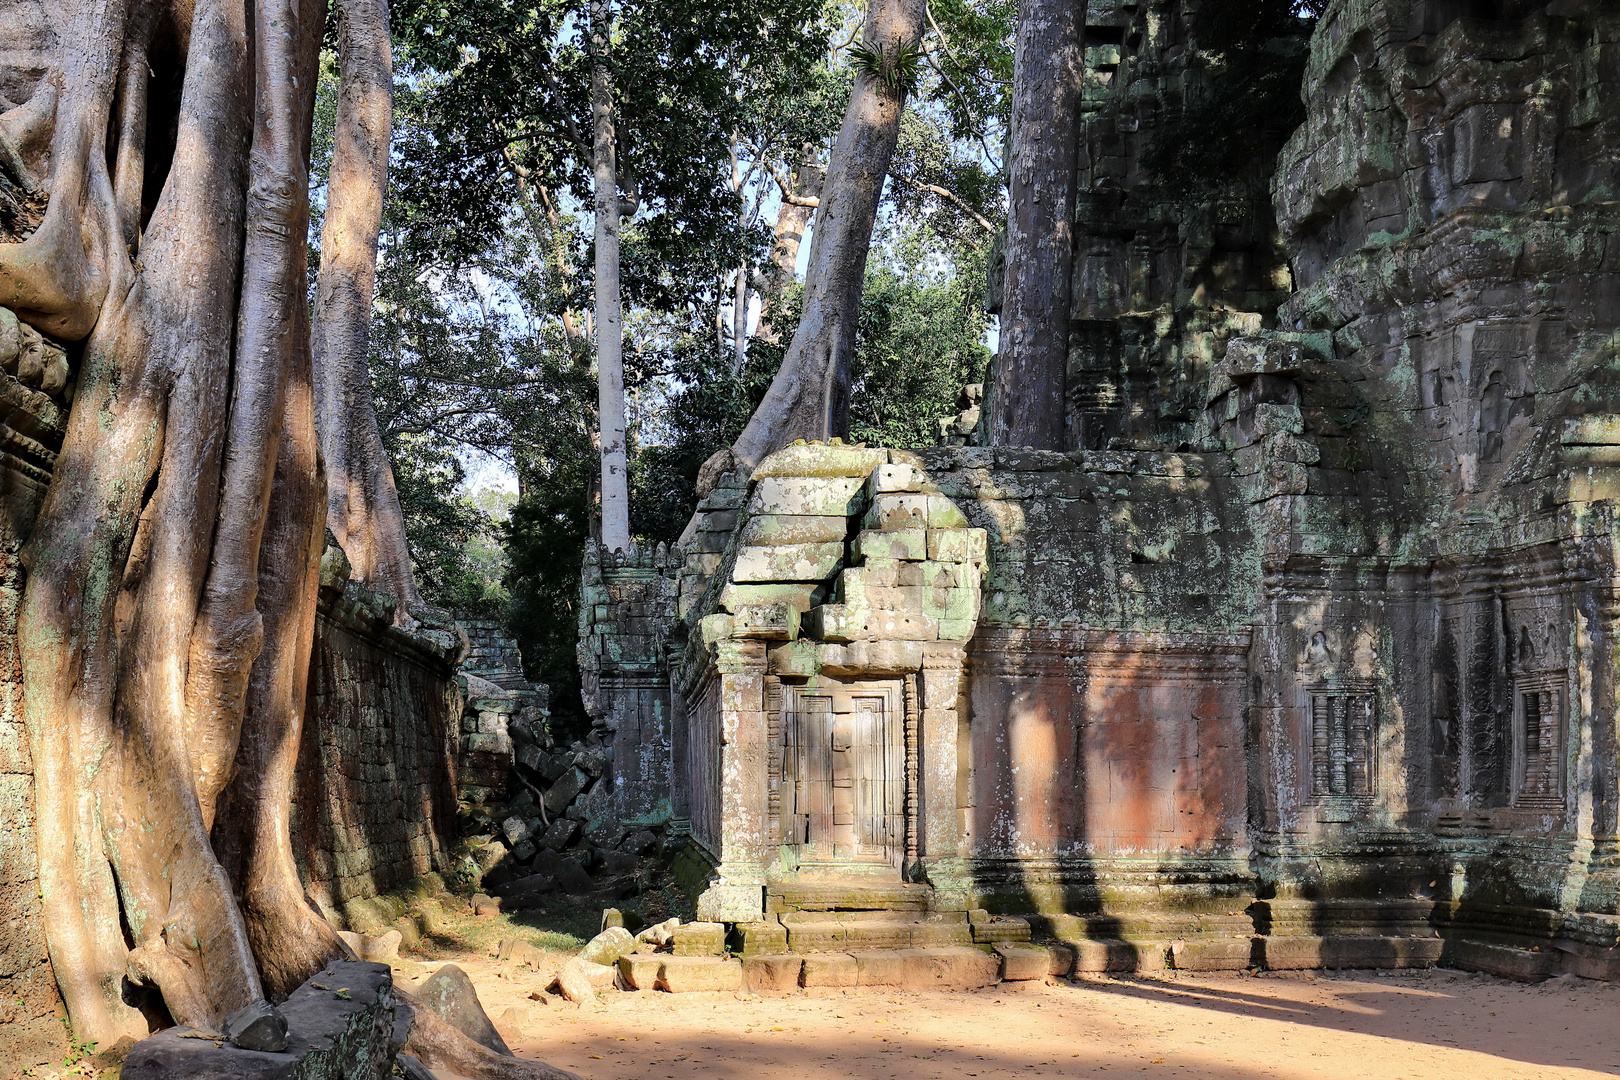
[417,963,509,1055]
[222,999,289,1052]
[580,926,636,966]
[122,962,396,1080]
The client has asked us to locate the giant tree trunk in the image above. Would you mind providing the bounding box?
[986,0,1084,450]
[715,0,925,480]
[591,0,631,552]
[312,0,423,610]
[0,2,573,1075]
[14,0,336,1040]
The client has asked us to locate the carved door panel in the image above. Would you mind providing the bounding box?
[781,682,902,864]
[785,694,832,848]
[850,696,903,858]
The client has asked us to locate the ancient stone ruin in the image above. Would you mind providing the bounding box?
[581,0,1620,985]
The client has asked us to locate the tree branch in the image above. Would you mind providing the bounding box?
[897,173,996,232]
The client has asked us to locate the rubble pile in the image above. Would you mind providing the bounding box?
[456,701,669,910]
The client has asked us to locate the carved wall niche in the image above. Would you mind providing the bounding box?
[1512,673,1565,810]
[1508,614,1567,813]
[1309,683,1378,800]
[1299,626,1383,820]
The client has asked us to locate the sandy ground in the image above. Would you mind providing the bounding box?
[406,955,1620,1080]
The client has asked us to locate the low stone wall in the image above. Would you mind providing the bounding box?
[294,566,463,926]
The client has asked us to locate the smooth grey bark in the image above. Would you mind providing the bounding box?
[591,0,631,552]
[715,0,926,482]
[312,0,422,610]
[987,0,1084,449]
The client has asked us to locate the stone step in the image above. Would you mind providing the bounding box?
[617,954,745,992]
[969,912,1032,944]
[623,947,1012,992]
[766,881,932,913]
[780,911,973,951]
[759,947,1002,991]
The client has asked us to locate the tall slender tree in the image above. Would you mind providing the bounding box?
[707,0,928,486]
[591,0,632,552]
[987,0,1083,449]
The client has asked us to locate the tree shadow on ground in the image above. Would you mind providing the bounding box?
[1067,972,1617,1074]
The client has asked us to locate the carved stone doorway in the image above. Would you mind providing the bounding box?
[772,679,906,869]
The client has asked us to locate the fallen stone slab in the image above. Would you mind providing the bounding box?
[743,955,803,993]
[656,956,744,993]
[122,961,397,1080]
[580,926,635,966]
[551,958,601,1005]
[497,937,548,969]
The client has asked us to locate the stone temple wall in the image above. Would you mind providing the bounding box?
[582,0,1620,979]
[293,563,464,926]
[578,543,680,828]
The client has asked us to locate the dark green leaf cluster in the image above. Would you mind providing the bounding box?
[848,223,992,448]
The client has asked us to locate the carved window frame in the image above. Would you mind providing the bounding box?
[1512,673,1566,810]
[1307,681,1378,801]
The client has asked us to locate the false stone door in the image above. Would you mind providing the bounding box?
[774,680,904,866]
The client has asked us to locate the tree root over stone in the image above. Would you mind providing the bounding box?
[398,990,582,1080]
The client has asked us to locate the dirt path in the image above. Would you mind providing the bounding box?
[413,957,1620,1080]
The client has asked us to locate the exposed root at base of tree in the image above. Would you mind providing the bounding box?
[399,990,582,1080]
